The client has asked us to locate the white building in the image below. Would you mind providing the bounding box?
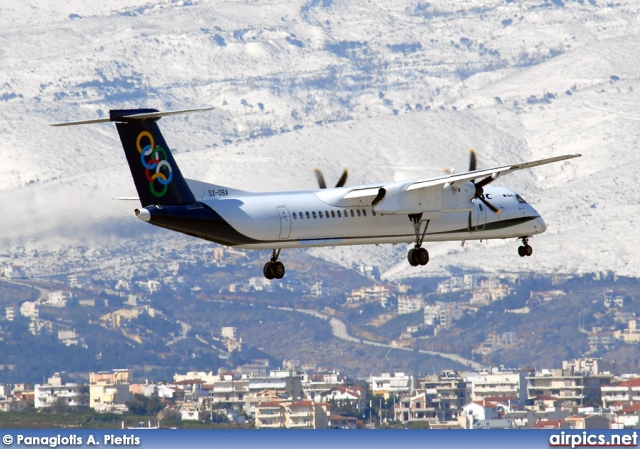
[311,282,323,297]
[89,369,133,413]
[467,369,527,404]
[35,372,89,409]
[436,275,474,294]
[601,377,640,409]
[19,302,38,319]
[3,265,25,279]
[368,372,412,397]
[255,401,331,429]
[397,295,423,314]
[604,290,625,308]
[248,277,271,291]
[58,329,79,346]
[424,302,463,328]
[173,371,219,385]
[138,280,160,294]
[458,400,514,429]
[528,367,612,407]
[44,291,72,307]
[5,306,16,321]
[221,327,236,339]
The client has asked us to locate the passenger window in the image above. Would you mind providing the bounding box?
[319,211,323,218]
[372,210,376,216]
[479,203,484,212]
[293,212,297,219]
[300,211,304,219]
[337,210,342,218]
[363,210,367,217]
[331,211,336,218]
[350,210,354,217]
[325,211,330,218]
[306,212,310,219]
[312,211,317,219]
[357,210,361,217]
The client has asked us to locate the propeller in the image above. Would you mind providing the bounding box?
[313,168,349,189]
[466,149,501,231]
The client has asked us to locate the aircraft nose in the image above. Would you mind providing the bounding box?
[535,216,547,234]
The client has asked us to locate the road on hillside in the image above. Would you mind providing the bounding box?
[278,307,485,370]
[0,277,50,302]
[167,320,190,346]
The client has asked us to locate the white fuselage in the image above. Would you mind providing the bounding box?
[187,181,546,250]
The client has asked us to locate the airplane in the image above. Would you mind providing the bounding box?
[53,108,580,280]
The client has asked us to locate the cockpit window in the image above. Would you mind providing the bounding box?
[516,194,527,204]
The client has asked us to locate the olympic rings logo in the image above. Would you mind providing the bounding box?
[136,131,173,198]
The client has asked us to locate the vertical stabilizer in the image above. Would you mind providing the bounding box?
[111,109,196,207]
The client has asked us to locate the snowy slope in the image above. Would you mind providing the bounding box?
[1,0,639,278]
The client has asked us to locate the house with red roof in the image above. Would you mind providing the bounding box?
[534,419,566,429]
[613,402,640,428]
[565,414,611,429]
[255,401,285,428]
[601,377,640,409]
[318,386,365,409]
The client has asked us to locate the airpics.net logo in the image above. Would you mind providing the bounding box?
[136,131,173,198]
[549,431,638,448]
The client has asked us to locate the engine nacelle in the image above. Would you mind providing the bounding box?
[373,181,474,214]
[441,181,475,213]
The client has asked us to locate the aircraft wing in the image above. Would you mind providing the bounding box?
[321,153,581,215]
[406,153,581,191]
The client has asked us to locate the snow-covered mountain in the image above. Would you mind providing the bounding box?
[1,0,639,278]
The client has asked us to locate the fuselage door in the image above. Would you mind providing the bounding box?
[277,206,291,239]
[475,200,487,231]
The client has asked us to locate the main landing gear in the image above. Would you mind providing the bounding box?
[263,249,285,280]
[517,237,533,257]
[407,214,430,267]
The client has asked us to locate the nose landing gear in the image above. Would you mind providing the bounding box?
[518,237,533,257]
[263,249,285,279]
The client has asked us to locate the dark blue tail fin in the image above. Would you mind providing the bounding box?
[111,109,196,207]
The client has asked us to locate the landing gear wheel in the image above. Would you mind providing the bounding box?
[416,247,429,265]
[263,262,275,280]
[408,214,431,268]
[272,261,285,279]
[518,237,533,257]
[408,247,429,266]
[518,237,533,258]
[408,249,419,267]
[263,249,286,279]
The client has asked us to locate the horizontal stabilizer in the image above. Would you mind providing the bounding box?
[51,107,214,127]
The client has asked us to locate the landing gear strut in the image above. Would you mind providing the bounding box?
[517,237,533,257]
[407,214,430,267]
[263,249,285,279]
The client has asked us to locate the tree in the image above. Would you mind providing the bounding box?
[126,394,165,416]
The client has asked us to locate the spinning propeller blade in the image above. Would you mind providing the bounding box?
[335,169,349,188]
[469,148,477,172]
[314,168,349,189]
[466,149,501,230]
[313,168,327,189]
